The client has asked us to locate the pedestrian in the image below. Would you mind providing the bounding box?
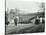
[35,16,40,24]
[40,17,42,23]
[14,18,17,26]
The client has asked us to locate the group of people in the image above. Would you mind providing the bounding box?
[6,16,19,26]
[6,16,45,26]
[35,16,45,24]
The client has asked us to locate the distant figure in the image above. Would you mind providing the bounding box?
[6,21,9,25]
[35,16,40,24]
[35,19,40,24]
[14,18,17,26]
[37,16,39,19]
[16,16,19,24]
[42,18,45,24]
[40,17,42,23]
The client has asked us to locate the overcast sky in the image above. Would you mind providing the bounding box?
[6,0,44,14]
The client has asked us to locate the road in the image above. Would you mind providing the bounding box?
[6,23,44,34]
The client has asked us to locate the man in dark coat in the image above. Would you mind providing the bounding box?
[14,18,17,26]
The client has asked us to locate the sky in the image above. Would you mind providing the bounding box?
[6,0,44,14]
